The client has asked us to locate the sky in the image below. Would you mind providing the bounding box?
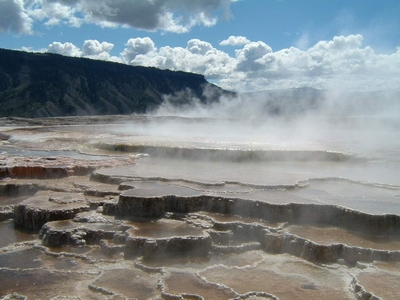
[1,0,400,92]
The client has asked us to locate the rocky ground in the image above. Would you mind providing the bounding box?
[1,117,400,299]
[1,166,400,299]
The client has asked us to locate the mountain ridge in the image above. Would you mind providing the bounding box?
[0,48,227,118]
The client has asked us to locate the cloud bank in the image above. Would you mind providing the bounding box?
[0,0,34,34]
[5,0,234,34]
[46,34,400,92]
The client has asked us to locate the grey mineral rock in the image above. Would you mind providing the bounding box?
[14,193,90,230]
[123,219,212,259]
[39,220,122,247]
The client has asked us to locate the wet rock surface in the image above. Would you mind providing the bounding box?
[124,218,212,259]
[1,116,400,299]
[1,155,135,179]
[14,193,90,230]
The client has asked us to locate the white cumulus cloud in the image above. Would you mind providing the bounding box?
[187,39,214,55]
[121,37,157,64]
[235,41,273,72]
[124,38,235,79]
[220,35,250,46]
[47,41,81,56]
[82,40,113,56]
[47,40,118,61]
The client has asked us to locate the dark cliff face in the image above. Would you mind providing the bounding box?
[0,48,226,118]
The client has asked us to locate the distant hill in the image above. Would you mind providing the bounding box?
[0,48,228,118]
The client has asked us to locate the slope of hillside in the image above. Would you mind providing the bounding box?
[0,48,226,118]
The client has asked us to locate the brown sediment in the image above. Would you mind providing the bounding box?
[1,121,400,299]
[89,268,161,298]
[0,268,100,299]
[286,225,400,251]
[199,261,352,300]
[161,271,238,300]
[0,155,135,179]
[0,183,38,197]
[0,220,37,247]
[355,272,400,299]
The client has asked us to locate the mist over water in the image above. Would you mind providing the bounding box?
[118,88,400,164]
[148,88,399,153]
[85,88,400,196]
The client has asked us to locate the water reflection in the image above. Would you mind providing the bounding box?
[0,220,37,248]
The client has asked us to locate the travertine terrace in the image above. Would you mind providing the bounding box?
[1,115,400,299]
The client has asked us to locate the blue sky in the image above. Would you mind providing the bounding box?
[1,0,400,92]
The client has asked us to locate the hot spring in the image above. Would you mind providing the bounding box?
[1,114,400,299]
